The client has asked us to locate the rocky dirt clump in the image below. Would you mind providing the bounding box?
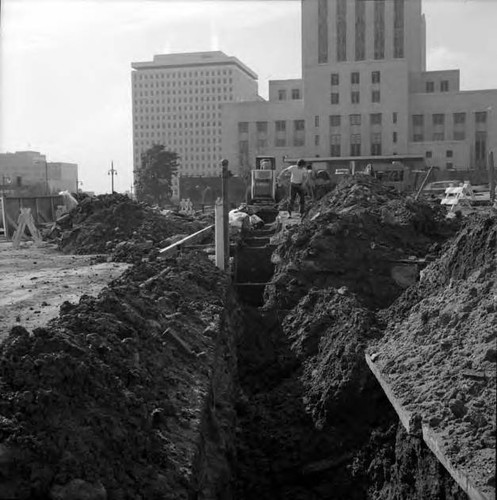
[0,252,234,500]
[266,176,458,311]
[369,215,496,499]
[46,193,211,263]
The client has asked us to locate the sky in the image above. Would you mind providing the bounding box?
[0,0,496,194]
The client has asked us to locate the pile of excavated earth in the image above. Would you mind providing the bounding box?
[46,193,211,263]
[0,181,494,499]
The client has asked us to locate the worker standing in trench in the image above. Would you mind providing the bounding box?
[277,159,309,217]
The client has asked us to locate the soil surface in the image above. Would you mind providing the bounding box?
[0,240,128,341]
[46,193,212,263]
[369,215,497,498]
[0,251,231,500]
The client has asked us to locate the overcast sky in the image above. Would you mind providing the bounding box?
[1,0,496,194]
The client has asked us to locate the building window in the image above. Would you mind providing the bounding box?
[412,114,424,127]
[331,73,339,86]
[351,72,360,84]
[446,150,453,157]
[394,0,405,58]
[291,88,301,100]
[331,92,340,104]
[370,113,382,125]
[475,131,487,164]
[446,162,454,169]
[393,132,398,143]
[413,134,424,142]
[426,81,434,93]
[318,0,329,63]
[454,112,466,124]
[16,176,22,187]
[330,115,341,127]
[433,114,445,125]
[349,114,361,125]
[453,130,465,141]
[355,0,366,61]
[278,89,287,101]
[372,71,381,84]
[275,120,286,132]
[330,134,341,157]
[426,151,432,158]
[433,132,445,141]
[374,0,385,60]
[350,134,361,156]
[393,112,398,124]
[337,0,347,62]
[294,120,305,131]
[441,80,449,92]
[351,91,360,104]
[315,135,320,146]
[371,133,382,155]
[257,138,268,150]
[315,115,320,127]
[475,111,487,123]
[256,121,268,133]
[372,90,381,103]
[238,122,248,133]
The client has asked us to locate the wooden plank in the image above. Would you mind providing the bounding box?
[158,225,214,257]
[365,354,414,433]
[366,354,495,500]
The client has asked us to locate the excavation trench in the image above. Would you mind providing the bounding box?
[230,218,468,500]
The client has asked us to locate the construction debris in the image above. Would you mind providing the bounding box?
[44,193,212,263]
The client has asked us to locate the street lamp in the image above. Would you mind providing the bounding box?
[108,161,117,193]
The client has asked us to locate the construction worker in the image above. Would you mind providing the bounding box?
[277,159,308,217]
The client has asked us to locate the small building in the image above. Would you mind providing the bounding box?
[0,151,78,197]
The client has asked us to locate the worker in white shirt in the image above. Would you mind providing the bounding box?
[277,159,308,217]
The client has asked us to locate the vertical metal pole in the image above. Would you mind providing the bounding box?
[489,151,495,204]
[214,198,224,270]
[221,159,229,270]
[45,161,49,195]
[111,162,115,193]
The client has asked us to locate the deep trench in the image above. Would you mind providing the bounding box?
[229,216,468,500]
[231,216,395,499]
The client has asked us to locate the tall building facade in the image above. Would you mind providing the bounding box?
[131,51,259,199]
[222,0,496,176]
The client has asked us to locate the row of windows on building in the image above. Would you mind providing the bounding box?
[135,133,221,144]
[134,78,233,88]
[136,122,222,130]
[135,104,223,114]
[134,93,233,101]
[134,86,233,96]
[425,80,450,93]
[330,90,381,104]
[277,88,301,101]
[134,68,233,79]
[331,71,381,86]
[318,0,405,64]
[412,111,487,126]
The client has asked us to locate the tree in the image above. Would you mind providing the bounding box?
[135,144,179,206]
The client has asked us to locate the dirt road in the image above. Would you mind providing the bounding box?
[0,240,129,340]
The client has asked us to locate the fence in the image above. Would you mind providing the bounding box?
[0,195,63,239]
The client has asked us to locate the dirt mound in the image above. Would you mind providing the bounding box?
[281,287,381,428]
[266,177,458,311]
[47,193,211,262]
[0,252,232,499]
[370,215,497,498]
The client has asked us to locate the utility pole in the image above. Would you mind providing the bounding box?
[489,151,495,205]
[221,159,230,270]
[45,161,49,195]
[108,161,117,193]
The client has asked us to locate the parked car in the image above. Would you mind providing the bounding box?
[422,180,461,198]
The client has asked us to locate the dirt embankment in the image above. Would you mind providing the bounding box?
[0,252,237,500]
[47,193,212,263]
[370,215,497,498]
[233,177,472,499]
[267,177,458,311]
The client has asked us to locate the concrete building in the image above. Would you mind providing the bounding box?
[221,0,496,177]
[0,151,78,197]
[131,51,260,199]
